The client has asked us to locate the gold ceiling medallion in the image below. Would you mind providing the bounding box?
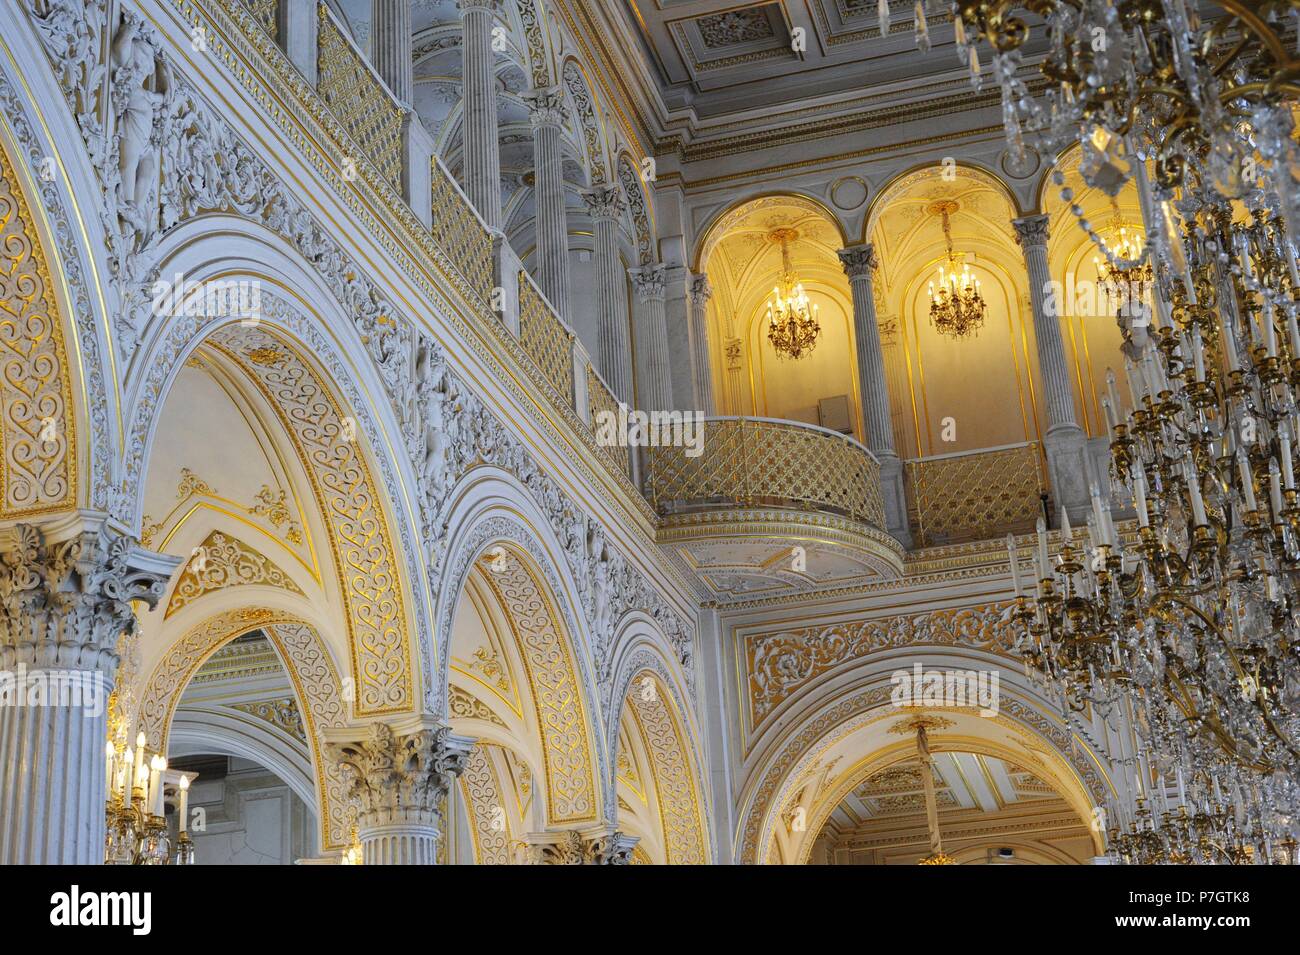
[765,228,821,360]
[927,200,986,340]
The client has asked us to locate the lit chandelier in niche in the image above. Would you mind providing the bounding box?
[927,200,987,340]
[765,228,821,359]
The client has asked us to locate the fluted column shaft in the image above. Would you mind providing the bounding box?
[458,0,502,229]
[370,0,412,105]
[525,87,571,319]
[838,245,911,547]
[1014,214,1079,433]
[838,245,897,460]
[1014,213,1090,516]
[584,186,633,402]
[324,720,474,865]
[688,274,715,414]
[0,521,174,864]
[631,264,671,412]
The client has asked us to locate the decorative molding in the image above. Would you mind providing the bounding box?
[229,695,307,742]
[449,683,507,727]
[165,529,304,617]
[746,602,1020,729]
[478,546,598,826]
[0,127,76,517]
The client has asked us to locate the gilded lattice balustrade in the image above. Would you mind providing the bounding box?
[430,159,495,304]
[906,442,1046,546]
[242,0,278,40]
[517,270,574,401]
[316,3,403,191]
[646,418,884,527]
[587,365,628,477]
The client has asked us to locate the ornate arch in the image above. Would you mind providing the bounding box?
[0,52,117,518]
[122,278,427,716]
[614,658,710,865]
[736,674,1110,864]
[436,500,606,828]
[616,153,654,267]
[791,722,1101,865]
[458,742,514,864]
[136,608,351,851]
[693,192,849,274]
[863,160,1022,242]
[517,0,555,89]
[561,58,608,186]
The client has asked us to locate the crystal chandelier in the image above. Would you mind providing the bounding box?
[765,228,821,359]
[1093,198,1151,291]
[105,715,195,865]
[927,201,986,339]
[893,0,1300,860]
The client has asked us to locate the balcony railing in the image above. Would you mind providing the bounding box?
[645,417,885,528]
[905,441,1048,546]
[315,2,404,191]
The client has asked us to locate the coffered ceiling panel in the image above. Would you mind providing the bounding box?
[620,0,1049,121]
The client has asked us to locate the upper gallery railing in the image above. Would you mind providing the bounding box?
[645,417,886,528]
[905,441,1047,546]
[214,0,634,485]
[315,3,404,192]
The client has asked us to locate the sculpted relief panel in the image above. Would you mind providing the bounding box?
[747,603,1020,728]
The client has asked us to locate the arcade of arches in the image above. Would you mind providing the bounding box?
[0,0,1292,868]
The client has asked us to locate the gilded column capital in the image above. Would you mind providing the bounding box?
[324,720,475,831]
[837,243,878,279]
[630,263,667,303]
[456,0,500,13]
[521,826,638,864]
[523,86,568,129]
[582,184,625,222]
[689,273,713,307]
[1012,213,1051,250]
[0,516,177,674]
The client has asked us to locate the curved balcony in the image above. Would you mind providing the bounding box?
[646,417,904,601]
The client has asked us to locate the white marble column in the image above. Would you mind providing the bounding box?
[688,273,716,414]
[457,0,502,229]
[324,719,474,865]
[0,518,175,864]
[839,244,911,547]
[631,263,672,413]
[1013,213,1089,515]
[583,185,633,401]
[524,86,571,320]
[370,0,412,105]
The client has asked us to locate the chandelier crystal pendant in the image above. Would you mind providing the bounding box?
[927,201,986,339]
[765,228,821,360]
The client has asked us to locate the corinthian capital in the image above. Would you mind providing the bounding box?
[630,263,666,303]
[523,86,568,129]
[324,720,475,830]
[0,517,177,674]
[582,185,625,221]
[837,243,878,279]
[456,0,499,13]
[520,826,638,864]
[689,273,712,307]
[1012,214,1051,250]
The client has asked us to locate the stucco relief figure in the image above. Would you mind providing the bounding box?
[587,524,613,641]
[110,12,170,248]
[30,0,106,137]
